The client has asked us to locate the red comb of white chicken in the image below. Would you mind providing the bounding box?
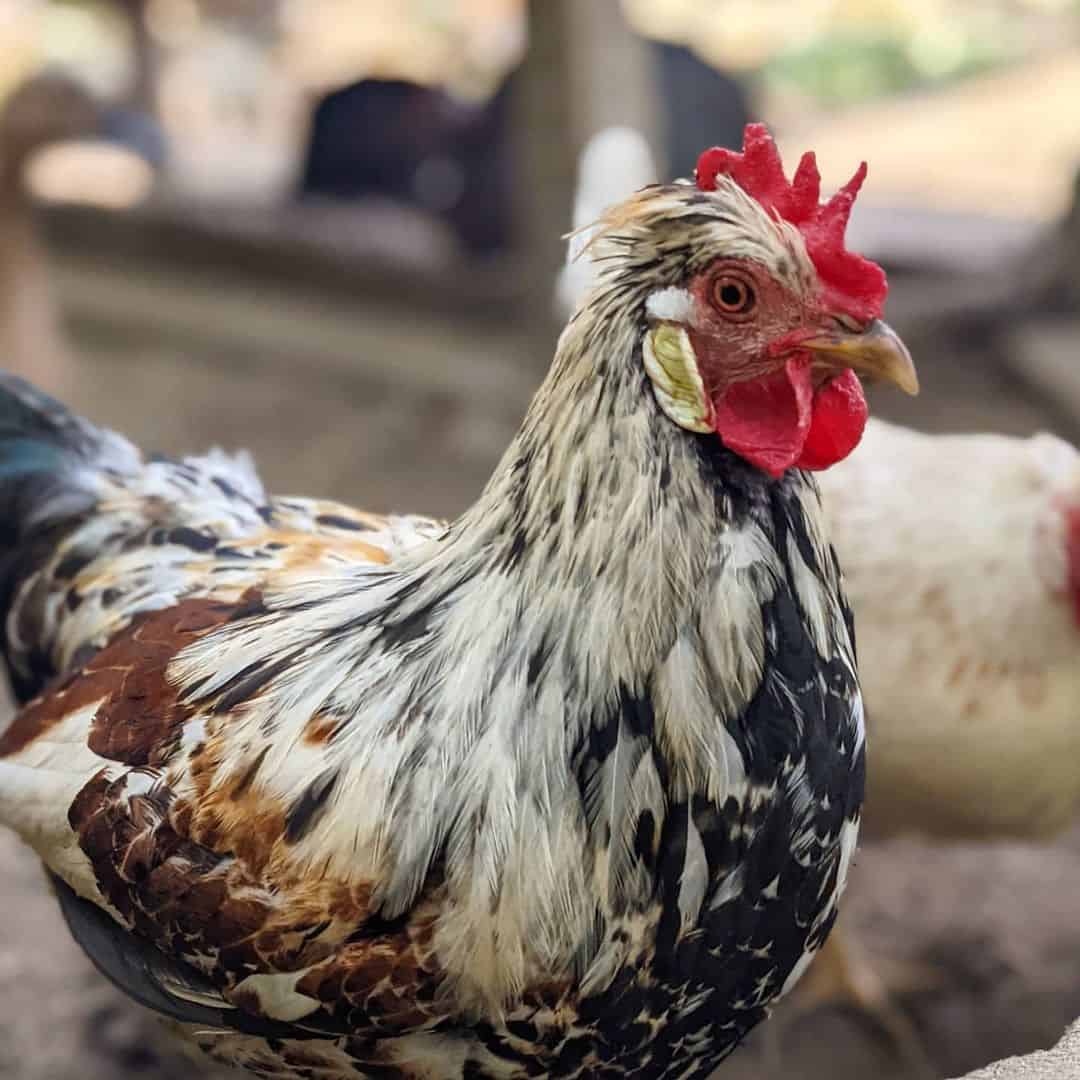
[0,125,915,1078]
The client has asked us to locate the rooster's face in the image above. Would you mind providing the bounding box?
[605,125,919,478]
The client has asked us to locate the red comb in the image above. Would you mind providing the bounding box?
[695,123,886,322]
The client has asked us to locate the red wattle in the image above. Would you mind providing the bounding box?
[712,357,814,478]
[795,369,868,471]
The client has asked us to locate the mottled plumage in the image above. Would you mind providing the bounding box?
[0,129,906,1078]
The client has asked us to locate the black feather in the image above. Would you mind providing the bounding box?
[0,377,140,701]
[51,872,350,1040]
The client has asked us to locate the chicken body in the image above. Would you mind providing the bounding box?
[0,385,858,1079]
[0,132,900,1078]
[819,418,1080,841]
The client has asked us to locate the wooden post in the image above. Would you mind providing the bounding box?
[563,0,663,170]
[115,0,156,113]
[512,0,578,363]
[512,0,660,363]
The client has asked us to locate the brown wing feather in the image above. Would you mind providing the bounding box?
[2,507,452,1035]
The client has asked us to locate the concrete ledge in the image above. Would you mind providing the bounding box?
[953,1021,1080,1080]
[40,200,530,325]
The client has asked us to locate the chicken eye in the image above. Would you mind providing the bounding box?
[711,274,756,318]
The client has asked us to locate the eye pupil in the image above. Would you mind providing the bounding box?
[712,274,755,317]
[719,283,744,308]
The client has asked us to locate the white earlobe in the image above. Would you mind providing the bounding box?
[645,287,694,324]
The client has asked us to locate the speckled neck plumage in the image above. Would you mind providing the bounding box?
[433,281,734,675]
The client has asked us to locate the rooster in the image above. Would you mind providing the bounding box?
[0,125,916,1079]
[792,418,1080,1038]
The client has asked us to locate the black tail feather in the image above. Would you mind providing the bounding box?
[0,375,139,700]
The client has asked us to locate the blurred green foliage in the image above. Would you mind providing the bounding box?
[764,28,1020,106]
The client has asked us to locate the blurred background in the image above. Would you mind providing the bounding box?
[2,1,1080,1079]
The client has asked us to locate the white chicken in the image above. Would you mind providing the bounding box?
[795,417,1080,1054]
[821,417,1080,842]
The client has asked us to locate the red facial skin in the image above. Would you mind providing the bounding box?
[1062,505,1080,627]
[684,259,868,478]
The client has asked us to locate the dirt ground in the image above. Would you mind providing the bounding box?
[0,263,1078,1080]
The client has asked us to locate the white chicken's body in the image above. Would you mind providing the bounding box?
[554,126,658,322]
[819,418,1080,840]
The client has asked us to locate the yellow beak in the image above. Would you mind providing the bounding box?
[800,318,919,396]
